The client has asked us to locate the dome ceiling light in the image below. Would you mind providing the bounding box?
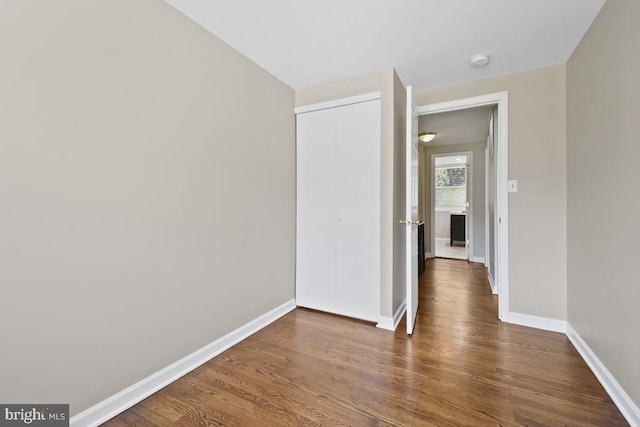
[418,132,436,143]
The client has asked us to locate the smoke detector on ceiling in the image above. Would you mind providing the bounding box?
[470,54,490,68]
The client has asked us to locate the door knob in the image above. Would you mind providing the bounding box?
[399,220,420,225]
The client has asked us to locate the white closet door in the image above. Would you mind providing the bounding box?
[296,108,336,312]
[334,100,381,321]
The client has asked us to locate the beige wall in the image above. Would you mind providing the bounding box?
[488,108,497,282]
[435,211,451,239]
[0,0,295,415]
[415,65,567,320]
[567,0,640,406]
[295,68,402,318]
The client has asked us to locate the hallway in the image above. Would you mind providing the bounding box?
[105,259,627,426]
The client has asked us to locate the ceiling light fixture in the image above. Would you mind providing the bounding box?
[470,53,490,68]
[418,132,437,143]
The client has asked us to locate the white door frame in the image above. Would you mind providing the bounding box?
[430,151,473,261]
[485,135,490,271]
[417,91,509,321]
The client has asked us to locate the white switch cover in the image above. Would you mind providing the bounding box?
[508,180,518,192]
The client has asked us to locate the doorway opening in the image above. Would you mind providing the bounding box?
[434,154,469,260]
[416,91,509,321]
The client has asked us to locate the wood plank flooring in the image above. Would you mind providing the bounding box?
[104,259,628,426]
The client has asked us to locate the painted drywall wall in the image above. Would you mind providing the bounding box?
[435,211,452,239]
[415,65,567,321]
[295,68,401,319]
[488,108,497,282]
[567,0,640,406]
[418,147,429,243]
[421,142,486,260]
[0,0,295,415]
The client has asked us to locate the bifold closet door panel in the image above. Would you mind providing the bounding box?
[334,100,381,321]
[295,108,336,312]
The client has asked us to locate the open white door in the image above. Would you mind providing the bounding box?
[404,86,419,334]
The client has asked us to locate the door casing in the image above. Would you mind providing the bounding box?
[430,151,473,261]
[416,91,509,321]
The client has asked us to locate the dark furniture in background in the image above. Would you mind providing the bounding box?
[450,213,465,246]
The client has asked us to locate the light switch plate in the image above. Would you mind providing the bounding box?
[508,180,518,192]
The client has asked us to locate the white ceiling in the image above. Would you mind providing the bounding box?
[165,0,605,91]
[419,106,494,146]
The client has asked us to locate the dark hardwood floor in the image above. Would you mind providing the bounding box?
[104,259,628,426]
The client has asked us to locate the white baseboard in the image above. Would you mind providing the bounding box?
[487,272,495,293]
[566,323,640,427]
[377,298,407,331]
[425,252,433,259]
[470,256,485,264]
[508,312,567,333]
[70,299,297,427]
[487,272,497,294]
